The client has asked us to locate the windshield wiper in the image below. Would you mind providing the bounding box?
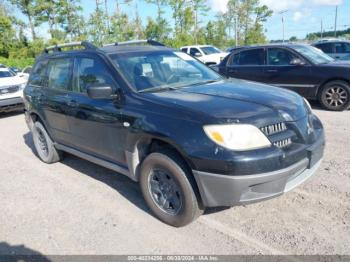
[138,86,178,93]
[186,79,220,87]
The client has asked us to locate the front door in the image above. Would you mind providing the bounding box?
[66,54,126,165]
[264,47,317,98]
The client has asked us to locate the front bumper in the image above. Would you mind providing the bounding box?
[0,97,24,112]
[193,135,325,207]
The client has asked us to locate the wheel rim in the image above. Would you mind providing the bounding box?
[36,128,49,157]
[148,168,183,216]
[324,86,348,108]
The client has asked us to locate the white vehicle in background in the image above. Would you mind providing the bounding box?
[0,68,27,113]
[180,45,229,65]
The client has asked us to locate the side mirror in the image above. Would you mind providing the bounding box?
[194,52,202,57]
[290,58,305,66]
[87,85,114,99]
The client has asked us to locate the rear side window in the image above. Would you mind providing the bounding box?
[315,43,333,53]
[47,58,73,91]
[237,49,265,65]
[28,60,48,87]
[75,57,115,93]
[181,48,188,53]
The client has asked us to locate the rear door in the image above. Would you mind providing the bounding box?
[39,56,74,145]
[264,47,316,97]
[225,48,266,82]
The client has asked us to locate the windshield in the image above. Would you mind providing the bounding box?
[293,45,334,64]
[201,46,222,55]
[110,51,222,92]
[0,71,15,78]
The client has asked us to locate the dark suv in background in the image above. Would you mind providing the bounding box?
[313,39,350,60]
[217,44,350,111]
[24,41,325,227]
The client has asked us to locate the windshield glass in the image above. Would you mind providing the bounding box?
[110,51,222,92]
[201,46,221,55]
[293,45,334,64]
[0,71,15,78]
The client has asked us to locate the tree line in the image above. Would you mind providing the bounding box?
[0,0,272,67]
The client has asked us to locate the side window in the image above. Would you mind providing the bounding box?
[47,58,73,91]
[334,43,343,53]
[315,43,333,53]
[181,48,188,53]
[228,53,240,66]
[238,49,265,65]
[267,48,297,66]
[341,43,350,53]
[75,57,115,93]
[190,48,201,56]
[28,60,48,87]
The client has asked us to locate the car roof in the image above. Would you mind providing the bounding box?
[230,43,310,51]
[313,39,350,44]
[38,41,175,59]
[100,44,174,55]
[0,68,10,72]
[181,45,213,48]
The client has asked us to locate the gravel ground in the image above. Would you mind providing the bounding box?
[0,107,349,256]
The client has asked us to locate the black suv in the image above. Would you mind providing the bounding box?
[24,41,325,227]
[217,44,350,111]
[312,39,350,60]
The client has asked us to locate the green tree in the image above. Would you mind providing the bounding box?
[9,0,38,39]
[144,0,170,41]
[190,0,209,44]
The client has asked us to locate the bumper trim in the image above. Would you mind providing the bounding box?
[193,158,322,207]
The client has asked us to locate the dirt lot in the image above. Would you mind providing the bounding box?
[0,107,349,256]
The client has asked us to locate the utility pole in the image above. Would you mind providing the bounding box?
[321,19,323,38]
[235,15,238,47]
[334,5,338,37]
[279,10,288,43]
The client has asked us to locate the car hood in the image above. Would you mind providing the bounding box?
[0,76,26,87]
[147,79,307,124]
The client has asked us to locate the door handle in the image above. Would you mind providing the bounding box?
[67,100,78,107]
[228,69,237,73]
[267,69,278,73]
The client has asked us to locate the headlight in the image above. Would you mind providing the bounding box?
[203,124,271,151]
[19,83,26,90]
[303,98,312,113]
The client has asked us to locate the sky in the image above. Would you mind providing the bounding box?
[14,0,350,41]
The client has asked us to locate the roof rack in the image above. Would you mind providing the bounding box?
[103,39,165,47]
[44,41,97,53]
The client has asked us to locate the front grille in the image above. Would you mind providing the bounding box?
[274,138,292,149]
[261,122,287,136]
[261,122,293,149]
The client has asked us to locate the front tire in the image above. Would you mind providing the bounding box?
[319,80,350,111]
[140,151,203,227]
[32,121,62,164]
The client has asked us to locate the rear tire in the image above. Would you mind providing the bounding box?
[32,121,62,164]
[139,151,203,227]
[319,80,350,111]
